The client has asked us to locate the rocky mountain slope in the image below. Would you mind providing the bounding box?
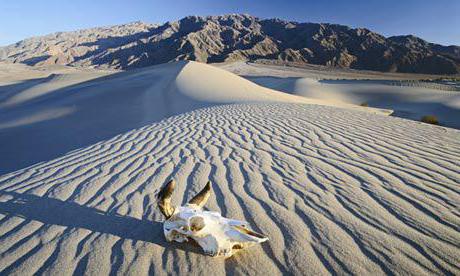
[1,14,459,74]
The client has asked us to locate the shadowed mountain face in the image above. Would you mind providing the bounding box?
[1,14,459,74]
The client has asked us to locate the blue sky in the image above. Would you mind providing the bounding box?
[1,0,459,46]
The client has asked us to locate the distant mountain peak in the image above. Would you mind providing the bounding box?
[1,14,459,74]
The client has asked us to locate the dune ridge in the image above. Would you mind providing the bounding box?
[0,61,388,174]
[217,62,460,129]
[0,103,459,275]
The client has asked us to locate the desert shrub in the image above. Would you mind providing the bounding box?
[421,115,439,125]
[360,102,369,107]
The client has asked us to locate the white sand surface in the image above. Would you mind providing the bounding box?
[0,103,459,275]
[0,61,387,174]
[249,77,460,129]
[0,61,459,275]
[218,62,460,129]
[216,61,459,80]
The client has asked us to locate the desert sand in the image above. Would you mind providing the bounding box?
[0,61,459,275]
[0,61,388,174]
[218,62,460,129]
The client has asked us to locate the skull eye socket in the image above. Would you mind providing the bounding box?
[189,216,205,232]
[232,244,243,250]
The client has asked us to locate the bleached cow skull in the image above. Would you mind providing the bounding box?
[157,180,268,257]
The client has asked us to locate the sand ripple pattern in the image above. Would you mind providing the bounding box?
[0,103,459,275]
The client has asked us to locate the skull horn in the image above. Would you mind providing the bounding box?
[188,181,212,207]
[158,179,176,219]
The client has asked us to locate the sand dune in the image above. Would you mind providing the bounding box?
[249,77,460,129]
[218,62,460,129]
[0,61,388,174]
[0,61,459,275]
[0,103,459,275]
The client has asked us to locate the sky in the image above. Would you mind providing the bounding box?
[0,0,459,46]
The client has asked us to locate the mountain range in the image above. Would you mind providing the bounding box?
[1,14,459,74]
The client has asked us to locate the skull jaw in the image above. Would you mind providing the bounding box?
[164,226,268,258]
[165,229,189,243]
[164,230,225,257]
[195,236,263,257]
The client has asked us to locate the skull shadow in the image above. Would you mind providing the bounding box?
[0,191,203,255]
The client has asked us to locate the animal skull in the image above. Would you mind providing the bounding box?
[157,180,268,257]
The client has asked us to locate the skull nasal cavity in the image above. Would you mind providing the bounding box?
[190,216,205,232]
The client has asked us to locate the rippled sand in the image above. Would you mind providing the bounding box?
[0,62,458,275]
